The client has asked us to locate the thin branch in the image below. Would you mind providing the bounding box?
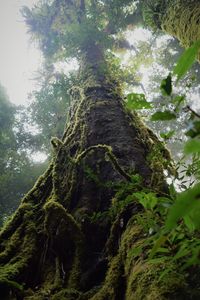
[186,105,200,119]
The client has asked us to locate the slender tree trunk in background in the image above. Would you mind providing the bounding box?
[0,42,199,299]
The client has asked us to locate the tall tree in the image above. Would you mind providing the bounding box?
[0,1,199,299]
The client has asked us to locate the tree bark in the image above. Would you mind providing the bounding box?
[0,43,197,300]
[161,0,200,59]
[143,0,200,60]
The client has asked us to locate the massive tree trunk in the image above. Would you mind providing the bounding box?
[0,42,199,300]
[143,0,200,59]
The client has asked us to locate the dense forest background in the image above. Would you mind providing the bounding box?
[0,0,200,299]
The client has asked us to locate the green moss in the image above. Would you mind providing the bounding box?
[63,87,85,146]
[161,0,200,60]
[75,144,131,181]
[0,200,37,299]
[143,0,200,59]
[51,137,63,152]
[0,226,36,297]
[125,109,174,189]
[24,289,52,300]
[114,215,190,300]
[0,46,194,300]
[24,294,46,300]
[67,251,82,289]
[95,180,200,300]
[52,288,82,300]
[0,278,24,299]
[90,254,123,300]
[0,226,22,263]
[125,260,186,300]
[147,142,171,188]
[80,287,100,300]
[43,199,82,238]
[120,221,143,256]
[0,203,36,266]
[22,162,53,204]
[43,199,84,289]
[0,203,32,240]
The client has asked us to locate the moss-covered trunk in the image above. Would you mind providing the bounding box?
[0,43,197,300]
[161,0,200,55]
[143,0,200,60]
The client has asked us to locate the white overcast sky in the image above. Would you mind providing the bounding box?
[0,1,146,107]
[2,1,197,112]
[0,0,41,105]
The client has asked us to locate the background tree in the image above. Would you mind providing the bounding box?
[27,70,77,153]
[142,0,200,60]
[0,83,47,225]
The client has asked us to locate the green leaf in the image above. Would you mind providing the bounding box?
[157,247,170,253]
[160,130,175,140]
[165,183,200,231]
[184,139,200,154]
[173,244,189,260]
[134,192,158,210]
[159,268,173,281]
[128,246,143,258]
[160,74,172,96]
[173,40,200,82]
[151,111,176,121]
[186,121,200,138]
[126,93,153,110]
[185,129,197,138]
[172,95,185,105]
[149,235,168,259]
[184,206,200,230]
[183,215,196,232]
[148,257,168,264]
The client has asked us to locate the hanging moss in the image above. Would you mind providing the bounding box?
[161,0,200,59]
[143,0,200,60]
[75,144,132,181]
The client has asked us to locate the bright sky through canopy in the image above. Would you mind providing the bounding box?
[0,1,154,107]
[0,0,41,105]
